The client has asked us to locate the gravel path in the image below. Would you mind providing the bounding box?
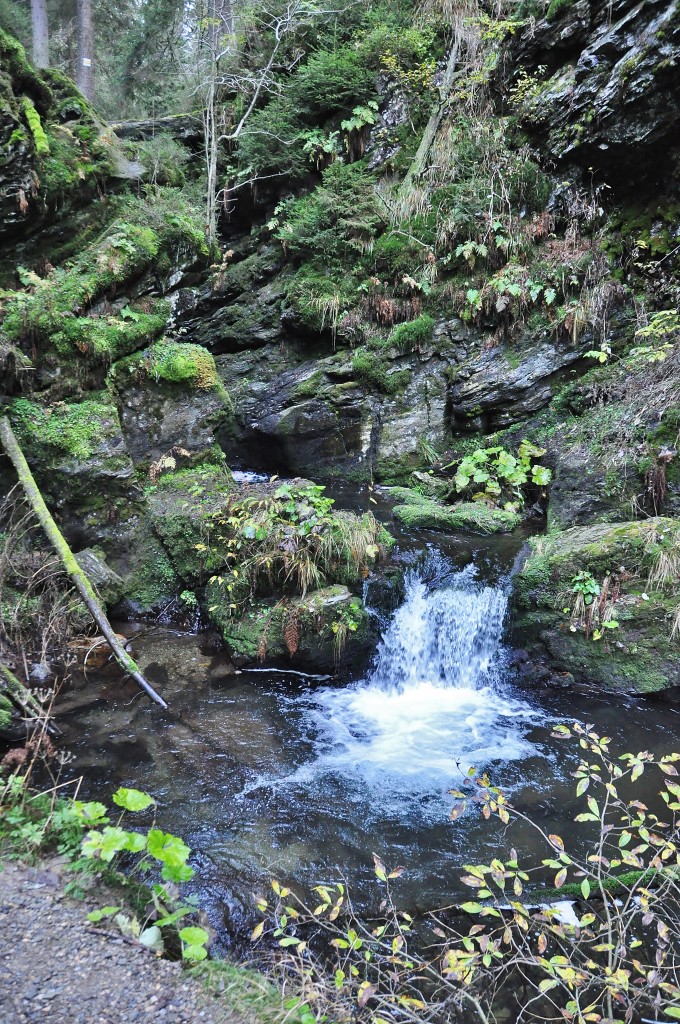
[0,860,241,1024]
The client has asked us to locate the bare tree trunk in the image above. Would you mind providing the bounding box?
[0,418,168,709]
[76,0,95,102]
[401,42,459,193]
[30,0,50,68]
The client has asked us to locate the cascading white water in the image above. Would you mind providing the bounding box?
[369,564,509,693]
[264,555,544,811]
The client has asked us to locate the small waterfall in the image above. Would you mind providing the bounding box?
[369,565,508,694]
[275,553,543,797]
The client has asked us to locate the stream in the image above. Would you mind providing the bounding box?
[59,488,680,947]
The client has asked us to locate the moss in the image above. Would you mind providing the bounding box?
[145,466,236,584]
[387,314,435,352]
[351,348,410,395]
[0,28,51,104]
[52,302,170,361]
[291,370,326,400]
[389,489,522,534]
[9,395,120,462]
[206,584,371,668]
[122,532,178,608]
[145,339,228,396]
[512,519,680,692]
[2,191,209,363]
[20,96,49,155]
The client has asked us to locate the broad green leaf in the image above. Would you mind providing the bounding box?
[73,801,109,824]
[87,906,120,922]
[147,829,191,868]
[180,926,209,946]
[112,787,155,812]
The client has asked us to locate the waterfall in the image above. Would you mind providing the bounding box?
[369,564,509,694]
[289,554,541,795]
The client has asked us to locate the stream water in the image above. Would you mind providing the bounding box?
[59,494,680,946]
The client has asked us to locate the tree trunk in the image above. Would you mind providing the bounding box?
[0,418,168,709]
[76,0,95,102]
[401,42,459,193]
[30,0,50,69]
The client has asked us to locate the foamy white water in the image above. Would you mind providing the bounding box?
[253,557,544,808]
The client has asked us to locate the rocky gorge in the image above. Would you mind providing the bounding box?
[1,0,679,711]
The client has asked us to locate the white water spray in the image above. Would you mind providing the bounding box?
[269,556,544,806]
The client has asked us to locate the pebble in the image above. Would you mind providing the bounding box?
[0,862,241,1024]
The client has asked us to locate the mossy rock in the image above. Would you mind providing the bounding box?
[9,394,132,473]
[388,488,522,534]
[206,585,372,672]
[512,518,680,692]
[145,465,236,584]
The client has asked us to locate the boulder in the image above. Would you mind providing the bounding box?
[388,487,522,534]
[512,518,680,692]
[206,584,373,672]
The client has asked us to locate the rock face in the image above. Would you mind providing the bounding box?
[510,0,680,189]
[116,379,231,464]
[447,337,587,434]
[512,518,680,692]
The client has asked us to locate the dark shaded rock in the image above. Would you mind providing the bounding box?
[447,338,588,434]
[509,0,680,191]
[546,442,633,530]
[116,379,232,465]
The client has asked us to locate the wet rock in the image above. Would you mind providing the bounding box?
[206,584,374,672]
[546,443,632,530]
[116,378,232,465]
[447,338,588,434]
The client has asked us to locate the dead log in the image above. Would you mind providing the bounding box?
[0,416,168,709]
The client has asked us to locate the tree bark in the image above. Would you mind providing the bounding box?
[401,41,459,193]
[30,0,50,69]
[0,664,50,722]
[0,418,168,709]
[76,0,95,102]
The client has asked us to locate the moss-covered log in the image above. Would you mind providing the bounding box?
[0,416,168,709]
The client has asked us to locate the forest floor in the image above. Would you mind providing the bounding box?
[0,859,242,1024]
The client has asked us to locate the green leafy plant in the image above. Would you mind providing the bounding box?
[207,483,388,610]
[448,441,551,510]
[570,570,600,606]
[79,786,210,962]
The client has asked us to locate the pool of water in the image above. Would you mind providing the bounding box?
[56,510,680,950]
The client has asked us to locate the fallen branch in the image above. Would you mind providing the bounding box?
[0,416,168,709]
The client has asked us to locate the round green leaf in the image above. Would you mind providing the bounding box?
[112,787,155,812]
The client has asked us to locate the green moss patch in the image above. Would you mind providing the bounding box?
[206,584,371,670]
[512,518,680,692]
[20,96,49,155]
[389,488,522,534]
[9,395,122,462]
